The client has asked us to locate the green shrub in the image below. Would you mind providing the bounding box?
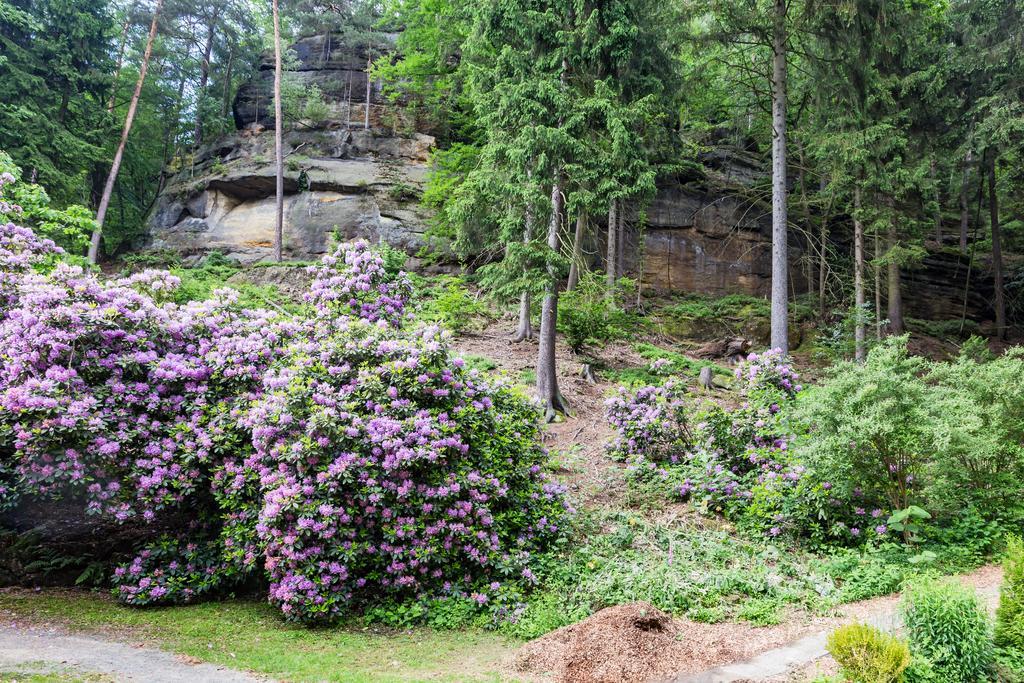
[793,338,935,522]
[925,348,1024,526]
[996,536,1024,653]
[822,549,910,603]
[826,622,911,683]
[558,272,636,353]
[416,275,489,335]
[817,304,882,362]
[902,580,993,683]
[906,317,982,340]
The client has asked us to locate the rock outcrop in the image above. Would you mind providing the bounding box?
[144,128,434,264]
[628,146,803,298]
[232,32,425,133]
[141,30,434,264]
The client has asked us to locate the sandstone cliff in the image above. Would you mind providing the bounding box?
[142,33,433,264]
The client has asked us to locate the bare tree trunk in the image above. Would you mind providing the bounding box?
[272,0,284,262]
[513,178,535,343]
[364,54,372,130]
[536,176,569,419]
[797,155,814,302]
[818,221,828,319]
[959,152,971,253]
[988,153,1006,340]
[106,9,134,112]
[874,227,882,340]
[567,210,586,291]
[930,157,942,244]
[886,218,904,334]
[345,70,353,128]
[606,198,617,291]
[88,0,163,264]
[220,47,235,122]
[194,7,221,148]
[770,0,789,354]
[162,50,192,168]
[853,185,865,362]
[615,203,625,278]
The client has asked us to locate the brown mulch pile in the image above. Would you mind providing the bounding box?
[514,603,682,683]
[512,602,824,683]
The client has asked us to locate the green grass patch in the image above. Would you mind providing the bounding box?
[0,592,521,683]
[593,343,732,388]
[508,509,839,638]
[0,667,112,683]
[650,293,814,342]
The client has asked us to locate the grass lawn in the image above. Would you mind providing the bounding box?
[0,668,113,683]
[0,590,523,683]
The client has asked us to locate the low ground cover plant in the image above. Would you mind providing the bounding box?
[996,536,1024,678]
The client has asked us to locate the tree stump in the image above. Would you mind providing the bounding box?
[580,363,598,385]
[698,366,715,391]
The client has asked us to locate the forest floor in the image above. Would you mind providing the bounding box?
[0,565,1002,683]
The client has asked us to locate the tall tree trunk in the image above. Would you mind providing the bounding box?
[797,152,814,301]
[272,0,284,262]
[107,10,134,112]
[606,198,617,291]
[615,204,625,278]
[988,153,1006,340]
[194,7,221,148]
[930,157,942,243]
[874,226,882,340]
[220,47,235,122]
[853,185,865,362]
[567,210,586,291]
[959,151,971,253]
[770,0,789,354]
[162,57,191,168]
[364,54,372,130]
[513,174,535,342]
[818,221,828,319]
[88,0,163,264]
[537,176,569,419]
[57,90,70,124]
[886,218,904,334]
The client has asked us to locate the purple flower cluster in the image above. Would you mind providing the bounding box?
[605,380,692,466]
[242,321,569,622]
[0,223,568,623]
[306,240,413,328]
[735,349,803,399]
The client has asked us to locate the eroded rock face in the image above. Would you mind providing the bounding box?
[627,147,807,298]
[232,32,425,134]
[143,128,434,264]
[141,29,435,265]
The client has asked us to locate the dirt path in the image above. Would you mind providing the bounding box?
[0,623,268,683]
[670,565,1003,683]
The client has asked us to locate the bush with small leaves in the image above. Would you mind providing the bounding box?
[902,580,993,683]
[558,272,635,353]
[826,622,911,683]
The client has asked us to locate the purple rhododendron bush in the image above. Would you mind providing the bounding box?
[0,216,569,624]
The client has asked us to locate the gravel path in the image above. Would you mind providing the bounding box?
[671,565,1003,683]
[0,623,269,683]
